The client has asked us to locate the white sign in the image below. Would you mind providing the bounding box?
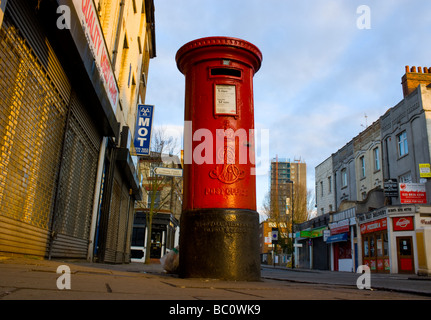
[399,183,426,204]
[215,85,236,115]
[293,243,303,248]
[72,0,119,112]
[323,229,331,242]
[154,167,183,177]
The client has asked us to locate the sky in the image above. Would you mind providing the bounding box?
[144,0,431,216]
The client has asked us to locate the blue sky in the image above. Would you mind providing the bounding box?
[145,0,431,215]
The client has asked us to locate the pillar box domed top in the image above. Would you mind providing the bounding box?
[176,36,263,75]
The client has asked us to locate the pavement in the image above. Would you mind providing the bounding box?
[0,254,430,302]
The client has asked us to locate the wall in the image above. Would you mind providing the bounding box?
[332,140,356,210]
[381,85,431,204]
[315,156,335,216]
[353,120,384,202]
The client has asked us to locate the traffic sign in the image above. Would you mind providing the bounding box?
[271,228,278,243]
[154,167,183,177]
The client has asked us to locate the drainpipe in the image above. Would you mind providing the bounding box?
[111,0,125,71]
[87,137,108,261]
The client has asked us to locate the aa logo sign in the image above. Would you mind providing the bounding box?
[134,105,154,156]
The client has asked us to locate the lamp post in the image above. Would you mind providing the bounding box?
[287,179,295,269]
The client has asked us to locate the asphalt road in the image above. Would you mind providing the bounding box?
[261,265,431,297]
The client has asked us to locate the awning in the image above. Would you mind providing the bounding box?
[299,226,327,238]
[326,232,348,243]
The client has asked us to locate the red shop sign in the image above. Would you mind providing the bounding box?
[392,216,414,231]
[360,218,387,234]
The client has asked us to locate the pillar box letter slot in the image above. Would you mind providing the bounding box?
[176,37,263,280]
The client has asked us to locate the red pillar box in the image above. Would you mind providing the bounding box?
[176,37,262,280]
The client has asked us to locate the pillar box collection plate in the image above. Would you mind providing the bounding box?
[176,37,262,280]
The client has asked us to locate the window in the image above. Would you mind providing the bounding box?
[147,190,161,208]
[341,168,347,187]
[373,147,380,171]
[127,63,132,87]
[399,172,412,183]
[360,156,366,178]
[320,181,323,197]
[397,131,408,157]
[328,176,332,193]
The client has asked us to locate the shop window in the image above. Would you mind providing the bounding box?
[370,236,375,257]
[363,236,369,257]
[376,234,383,257]
[362,231,390,273]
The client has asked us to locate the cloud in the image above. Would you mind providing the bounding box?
[146,0,431,210]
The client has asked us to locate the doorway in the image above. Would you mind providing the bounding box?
[150,228,165,259]
[396,236,414,274]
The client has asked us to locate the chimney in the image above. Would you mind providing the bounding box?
[401,65,431,97]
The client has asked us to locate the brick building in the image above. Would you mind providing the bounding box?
[0,0,155,263]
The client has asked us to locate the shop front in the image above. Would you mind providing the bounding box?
[294,214,330,270]
[358,205,430,275]
[416,207,431,276]
[131,211,179,262]
[327,209,357,272]
[360,217,390,273]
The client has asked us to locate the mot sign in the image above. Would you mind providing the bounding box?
[134,105,154,156]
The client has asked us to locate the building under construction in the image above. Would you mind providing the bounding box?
[269,157,307,222]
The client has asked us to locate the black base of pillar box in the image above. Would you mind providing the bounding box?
[178,208,261,281]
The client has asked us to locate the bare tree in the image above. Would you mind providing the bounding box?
[262,182,314,254]
[135,128,182,264]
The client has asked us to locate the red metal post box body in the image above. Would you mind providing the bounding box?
[177,38,261,211]
[176,37,262,280]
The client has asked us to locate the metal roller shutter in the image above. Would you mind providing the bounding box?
[103,169,133,264]
[0,19,69,256]
[104,177,122,263]
[49,92,101,258]
[1,0,103,259]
